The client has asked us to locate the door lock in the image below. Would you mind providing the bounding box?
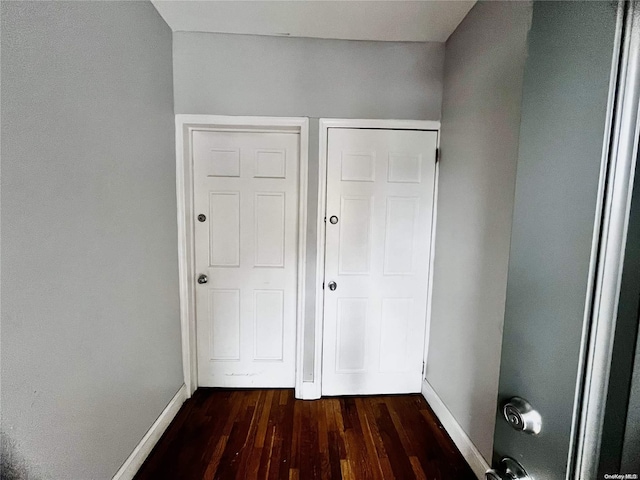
[327,281,337,291]
[502,397,542,435]
[485,457,531,480]
[197,274,208,284]
[198,214,206,222]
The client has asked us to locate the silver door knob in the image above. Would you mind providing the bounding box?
[485,458,531,480]
[502,397,542,434]
[329,216,339,224]
[485,471,503,480]
[197,274,208,284]
[328,281,337,291]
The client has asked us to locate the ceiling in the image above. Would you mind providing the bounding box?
[151,1,476,43]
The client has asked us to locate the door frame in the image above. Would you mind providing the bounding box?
[308,118,441,399]
[175,115,309,398]
[574,1,640,476]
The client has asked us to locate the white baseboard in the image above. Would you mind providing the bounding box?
[421,379,490,479]
[296,381,322,400]
[112,384,188,480]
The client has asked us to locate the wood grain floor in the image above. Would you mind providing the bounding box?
[134,389,476,480]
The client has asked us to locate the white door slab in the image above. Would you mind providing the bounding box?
[321,128,437,395]
[193,130,299,387]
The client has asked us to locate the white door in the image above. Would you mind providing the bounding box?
[321,128,437,395]
[193,130,299,387]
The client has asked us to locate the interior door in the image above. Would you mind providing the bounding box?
[193,130,299,388]
[490,2,620,479]
[321,128,437,396]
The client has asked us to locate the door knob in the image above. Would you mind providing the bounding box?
[485,471,503,480]
[485,457,531,480]
[502,397,542,434]
[329,216,339,224]
[197,274,208,284]
[328,281,337,291]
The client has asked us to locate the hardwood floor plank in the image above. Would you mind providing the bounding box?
[202,434,228,480]
[355,398,384,480]
[255,390,274,448]
[328,430,345,480]
[289,397,303,470]
[299,400,321,479]
[384,396,417,457]
[341,398,375,480]
[330,398,348,461]
[373,401,418,480]
[361,398,395,480]
[257,426,276,480]
[410,455,428,480]
[341,397,359,431]
[134,390,476,480]
[214,403,255,479]
[276,391,295,480]
[200,394,235,467]
[340,459,354,480]
[317,400,332,480]
[266,433,284,480]
[222,391,245,436]
[235,391,266,480]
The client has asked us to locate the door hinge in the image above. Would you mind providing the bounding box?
[435,148,441,164]
[422,361,426,375]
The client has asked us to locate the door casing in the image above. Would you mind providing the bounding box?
[576,1,640,476]
[176,115,309,398]
[307,119,441,400]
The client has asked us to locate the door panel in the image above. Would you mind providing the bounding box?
[321,128,437,395]
[338,196,373,274]
[492,2,619,478]
[193,130,299,387]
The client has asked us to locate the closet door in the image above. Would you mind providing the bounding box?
[322,128,437,395]
[193,130,299,387]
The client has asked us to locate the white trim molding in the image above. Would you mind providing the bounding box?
[421,380,489,480]
[175,115,309,399]
[312,119,441,399]
[319,118,441,131]
[423,132,441,384]
[112,384,188,480]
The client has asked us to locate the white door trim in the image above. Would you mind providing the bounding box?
[175,115,309,398]
[309,118,440,399]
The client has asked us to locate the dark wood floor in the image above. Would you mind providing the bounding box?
[134,389,476,480]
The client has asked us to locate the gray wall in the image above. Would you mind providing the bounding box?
[173,32,445,381]
[173,32,444,119]
[425,1,532,461]
[1,2,183,479]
